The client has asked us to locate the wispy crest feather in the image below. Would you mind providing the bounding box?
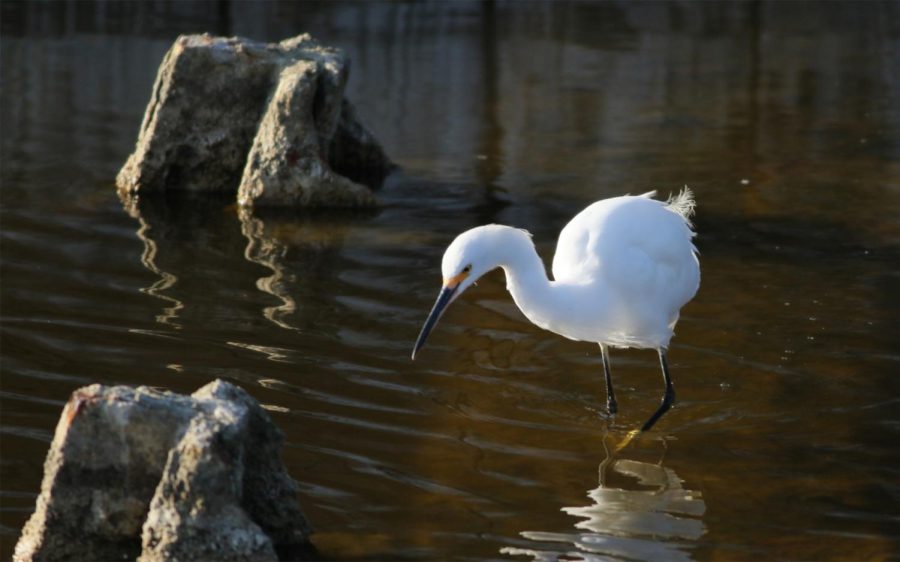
[665,186,696,226]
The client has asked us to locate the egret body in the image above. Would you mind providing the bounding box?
[412,190,700,432]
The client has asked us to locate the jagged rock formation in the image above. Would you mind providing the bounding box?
[116,33,394,208]
[14,380,314,562]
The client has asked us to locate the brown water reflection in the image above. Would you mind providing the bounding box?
[2,2,899,561]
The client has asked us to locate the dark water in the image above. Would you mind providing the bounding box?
[2,2,900,560]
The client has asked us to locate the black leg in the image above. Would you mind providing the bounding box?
[600,343,618,415]
[640,348,676,432]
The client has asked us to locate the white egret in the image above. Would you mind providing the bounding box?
[412,189,700,432]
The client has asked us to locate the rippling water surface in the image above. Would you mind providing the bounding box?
[2,2,899,560]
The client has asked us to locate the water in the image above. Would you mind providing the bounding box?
[2,2,899,560]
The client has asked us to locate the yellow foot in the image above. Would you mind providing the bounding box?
[615,428,642,452]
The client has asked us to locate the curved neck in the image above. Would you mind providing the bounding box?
[492,230,560,332]
[491,227,615,342]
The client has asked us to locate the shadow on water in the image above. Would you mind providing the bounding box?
[502,437,705,562]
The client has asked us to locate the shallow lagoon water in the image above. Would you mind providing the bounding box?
[2,2,899,560]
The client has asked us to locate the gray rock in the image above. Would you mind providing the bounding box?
[116,33,393,207]
[196,382,311,555]
[14,385,197,561]
[236,60,376,208]
[14,380,313,562]
[116,35,277,196]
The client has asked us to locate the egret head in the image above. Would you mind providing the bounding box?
[411,226,506,359]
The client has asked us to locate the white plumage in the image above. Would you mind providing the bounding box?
[413,189,700,432]
[549,190,699,347]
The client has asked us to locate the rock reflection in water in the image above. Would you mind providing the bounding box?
[239,207,301,331]
[503,444,705,562]
[121,190,357,343]
[237,207,355,332]
[120,192,185,328]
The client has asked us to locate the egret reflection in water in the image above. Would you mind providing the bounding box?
[503,439,705,562]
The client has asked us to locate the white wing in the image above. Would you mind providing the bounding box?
[552,192,699,315]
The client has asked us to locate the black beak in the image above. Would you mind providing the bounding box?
[411,284,459,359]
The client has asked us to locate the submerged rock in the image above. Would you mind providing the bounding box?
[14,380,313,562]
[116,33,393,208]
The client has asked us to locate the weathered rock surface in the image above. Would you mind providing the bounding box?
[14,380,313,562]
[116,33,393,208]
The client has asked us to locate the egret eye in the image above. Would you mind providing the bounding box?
[463,265,472,273]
